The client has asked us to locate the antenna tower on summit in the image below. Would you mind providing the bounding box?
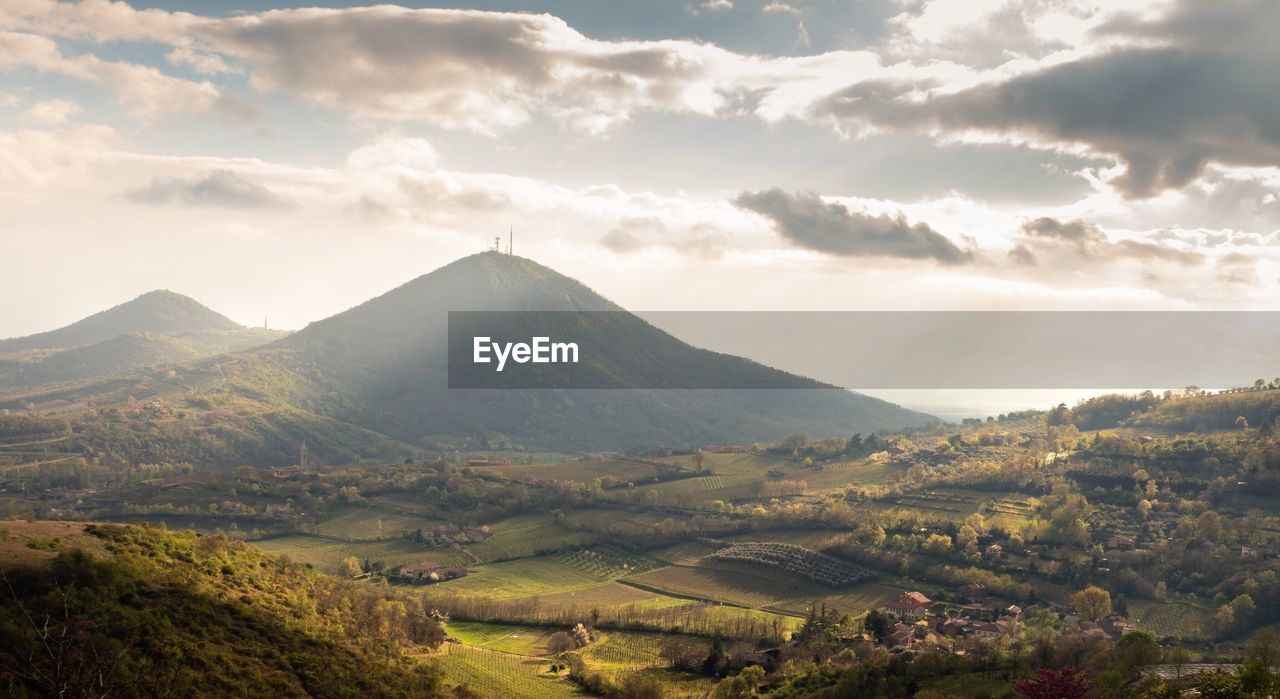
[508,225,513,255]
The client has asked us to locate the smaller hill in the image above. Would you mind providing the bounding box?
[0,291,286,390]
[0,290,241,353]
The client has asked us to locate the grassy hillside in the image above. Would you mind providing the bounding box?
[0,328,283,388]
[0,522,446,697]
[243,252,934,452]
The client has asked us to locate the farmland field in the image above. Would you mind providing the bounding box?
[1129,599,1214,640]
[312,505,442,540]
[251,534,470,572]
[431,643,582,698]
[473,458,661,484]
[448,621,560,655]
[462,514,599,563]
[581,631,718,698]
[435,556,618,598]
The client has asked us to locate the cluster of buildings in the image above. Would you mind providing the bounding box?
[882,586,1025,648]
[880,585,1139,650]
[390,561,468,584]
[414,522,492,546]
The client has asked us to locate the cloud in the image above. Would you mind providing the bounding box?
[166,46,238,75]
[820,1,1280,198]
[125,170,292,209]
[198,7,750,135]
[1013,216,1204,268]
[0,0,201,44]
[19,97,80,125]
[734,188,973,263]
[0,31,219,120]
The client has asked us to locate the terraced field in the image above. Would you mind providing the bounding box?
[461,514,599,563]
[431,644,581,698]
[473,459,660,485]
[581,631,717,698]
[528,581,690,611]
[652,541,718,566]
[623,564,797,608]
[798,459,905,490]
[623,561,900,619]
[1129,599,1214,640]
[448,622,560,655]
[312,505,443,540]
[434,556,618,599]
[639,471,762,501]
[252,534,470,572]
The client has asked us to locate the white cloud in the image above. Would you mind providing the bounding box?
[166,46,238,75]
[0,31,220,120]
[18,97,80,124]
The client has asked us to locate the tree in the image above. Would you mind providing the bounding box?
[660,637,704,672]
[547,632,576,656]
[1195,670,1244,699]
[924,533,953,554]
[712,666,764,699]
[863,609,892,643]
[1073,585,1112,622]
[956,525,979,551]
[1115,631,1160,672]
[1013,666,1094,699]
[1239,660,1273,696]
[1165,646,1193,679]
[340,556,363,578]
[1246,627,1280,669]
[702,636,728,676]
[619,674,664,699]
[1230,594,1256,626]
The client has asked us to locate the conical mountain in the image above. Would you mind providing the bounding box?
[256,252,933,450]
[0,290,241,353]
[0,290,283,388]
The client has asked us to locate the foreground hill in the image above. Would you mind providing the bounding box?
[0,521,445,697]
[0,291,285,389]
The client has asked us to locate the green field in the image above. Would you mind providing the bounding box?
[624,561,901,618]
[435,556,617,598]
[251,534,470,572]
[581,630,717,698]
[461,514,599,563]
[431,643,582,698]
[448,621,560,655]
[312,505,443,540]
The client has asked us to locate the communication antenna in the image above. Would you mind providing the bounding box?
[492,236,501,252]
[508,225,513,255]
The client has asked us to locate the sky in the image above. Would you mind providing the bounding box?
[1,0,1278,403]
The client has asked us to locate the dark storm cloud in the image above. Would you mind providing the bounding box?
[126,170,292,210]
[734,188,972,264]
[817,0,1280,198]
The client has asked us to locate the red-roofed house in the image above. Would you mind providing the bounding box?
[888,591,933,621]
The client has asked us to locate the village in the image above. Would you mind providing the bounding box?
[873,584,1139,653]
